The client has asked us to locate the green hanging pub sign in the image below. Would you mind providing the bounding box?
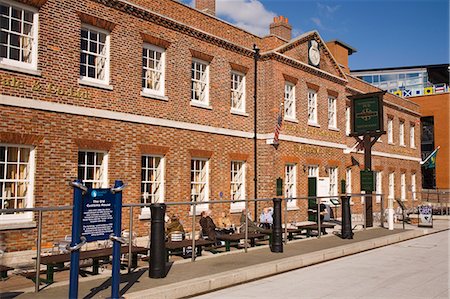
[350,92,384,136]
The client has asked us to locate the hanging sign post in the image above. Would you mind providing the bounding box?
[350,91,385,228]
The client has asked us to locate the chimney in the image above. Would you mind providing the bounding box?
[195,0,215,16]
[270,16,292,41]
[325,40,357,73]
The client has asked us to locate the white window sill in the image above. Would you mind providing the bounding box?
[229,208,245,214]
[287,206,300,211]
[230,109,249,117]
[328,127,339,131]
[308,122,320,128]
[410,146,416,149]
[139,212,151,220]
[388,142,395,145]
[0,63,41,76]
[400,144,406,147]
[190,101,212,110]
[140,91,168,101]
[0,221,36,231]
[284,117,299,123]
[78,79,113,91]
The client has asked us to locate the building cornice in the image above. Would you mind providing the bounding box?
[95,0,254,57]
[262,52,348,85]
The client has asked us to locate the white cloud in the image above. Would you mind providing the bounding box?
[317,3,340,18]
[311,17,323,28]
[216,0,277,36]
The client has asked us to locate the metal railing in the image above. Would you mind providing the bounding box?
[1,193,393,292]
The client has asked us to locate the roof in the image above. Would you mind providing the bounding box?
[326,39,357,55]
[351,63,449,73]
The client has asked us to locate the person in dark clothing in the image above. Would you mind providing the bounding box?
[199,210,220,242]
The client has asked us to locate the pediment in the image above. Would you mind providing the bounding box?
[272,31,347,80]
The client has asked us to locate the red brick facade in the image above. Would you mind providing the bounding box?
[0,0,421,254]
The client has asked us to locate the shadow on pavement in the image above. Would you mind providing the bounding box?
[83,268,147,299]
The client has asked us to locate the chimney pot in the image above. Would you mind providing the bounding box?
[270,15,292,41]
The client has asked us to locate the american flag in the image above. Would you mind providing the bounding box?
[273,103,283,147]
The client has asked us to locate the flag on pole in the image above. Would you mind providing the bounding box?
[421,146,440,169]
[273,103,283,148]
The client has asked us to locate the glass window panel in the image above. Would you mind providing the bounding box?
[0,16,8,30]
[86,152,94,165]
[24,10,33,22]
[10,33,19,47]
[0,164,4,179]
[86,167,94,180]
[11,7,20,19]
[10,47,19,60]
[11,19,20,33]
[7,147,18,162]
[77,167,84,180]
[0,146,5,161]
[0,5,8,16]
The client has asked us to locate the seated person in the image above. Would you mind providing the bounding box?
[240,208,264,233]
[259,207,273,229]
[199,210,221,243]
[312,202,328,235]
[166,215,185,237]
[217,212,234,233]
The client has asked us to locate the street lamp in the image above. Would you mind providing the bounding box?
[253,44,260,222]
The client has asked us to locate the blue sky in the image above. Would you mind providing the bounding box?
[184,0,449,70]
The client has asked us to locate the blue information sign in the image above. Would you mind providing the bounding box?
[82,188,115,242]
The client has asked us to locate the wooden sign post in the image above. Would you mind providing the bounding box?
[350,91,386,228]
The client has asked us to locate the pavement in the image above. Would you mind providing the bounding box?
[2,221,449,299]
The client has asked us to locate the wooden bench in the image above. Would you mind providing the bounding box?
[165,239,215,259]
[217,233,266,251]
[297,223,335,237]
[0,265,13,279]
[35,246,147,284]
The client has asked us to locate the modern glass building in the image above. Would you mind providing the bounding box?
[351,64,449,98]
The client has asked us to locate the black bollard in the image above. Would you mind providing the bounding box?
[150,203,166,278]
[271,198,283,253]
[341,196,353,239]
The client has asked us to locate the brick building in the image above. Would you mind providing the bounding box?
[0,0,421,257]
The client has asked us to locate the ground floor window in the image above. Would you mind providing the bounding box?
[191,158,209,213]
[230,161,245,212]
[0,144,34,224]
[285,164,297,209]
[140,155,164,218]
[77,150,108,188]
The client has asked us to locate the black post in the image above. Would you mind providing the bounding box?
[253,44,260,222]
[364,135,373,227]
[149,203,166,278]
[271,198,283,253]
[341,196,353,239]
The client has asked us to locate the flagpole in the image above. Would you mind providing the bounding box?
[420,146,440,165]
[253,44,260,222]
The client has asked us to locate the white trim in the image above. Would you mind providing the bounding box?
[0,1,39,71]
[142,43,165,97]
[1,96,422,162]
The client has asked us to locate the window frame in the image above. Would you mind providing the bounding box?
[345,106,351,136]
[0,1,39,72]
[399,121,405,146]
[307,89,318,125]
[79,24,110,86]
[141,43,165,98]
[140,154,165,218]
[400,172,406,200]
[329,167,338,199]
[77,150,108,189]
[388,172,395,199]
[0,143,35,225]
[284,82,297,122]
[328,96,337,129]
[411,173,416,201]
[375,171,382,203]
[230,71,246,114]
[410,123,415,148]
[191,58,210,107]
[190,158,209,214]
[285,163,297,210]
[230,160,245,212]
[307,165,318,178]
[387,118,394,144]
